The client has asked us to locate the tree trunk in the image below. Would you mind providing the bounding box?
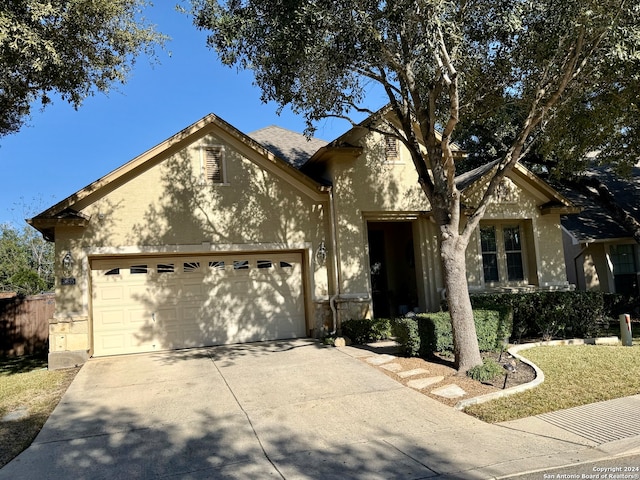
[440,234,483,373]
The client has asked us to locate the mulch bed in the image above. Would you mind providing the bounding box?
[362,346,537,408]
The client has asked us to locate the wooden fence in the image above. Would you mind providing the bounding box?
[0,292,54,357]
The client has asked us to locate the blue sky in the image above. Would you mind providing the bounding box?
[0,3,355,227]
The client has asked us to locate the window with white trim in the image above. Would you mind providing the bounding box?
[480,224,525,284]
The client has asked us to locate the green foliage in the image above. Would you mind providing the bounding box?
[418,309,512,355]
[391,317,420,357]
[467,358,504,383]
[192,0,640,369]
[0,224,53,295]
[603,293,640,320]
[341,318,392,345]
[0,0,166,136]
[193,0,640,168]
[471,292,607,341]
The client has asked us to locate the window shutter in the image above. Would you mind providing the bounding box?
[385,135,399,161]
[205,147,223,183]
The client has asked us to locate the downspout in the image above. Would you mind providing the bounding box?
[572,243,591,291]
[321,185,371,335]
[322,185,341,334]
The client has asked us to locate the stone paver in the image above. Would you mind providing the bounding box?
[407,376,444,390]
[380,362,403,372]
[365,354,396,365]
[397,368,430,378]
[431,384,467,399]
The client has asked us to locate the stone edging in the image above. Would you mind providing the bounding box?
[453,336,619,411]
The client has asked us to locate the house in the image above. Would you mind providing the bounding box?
[561,164,640,296]
[29,112,578,369]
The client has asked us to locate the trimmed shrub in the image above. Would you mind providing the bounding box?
[341,318,392,344]
[471,291,607,341]
[391,317,420,357]
[467,358,504,382]
[417,308,513,355]
[603,293,640,320]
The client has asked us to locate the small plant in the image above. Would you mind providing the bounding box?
[322,335,335,346]
[467,358,504,382]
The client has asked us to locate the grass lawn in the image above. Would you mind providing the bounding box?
[464,344,640,423]
[0,355,79,468]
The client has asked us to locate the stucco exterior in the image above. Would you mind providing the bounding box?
[30,113,578,368]
[563,233,640,295]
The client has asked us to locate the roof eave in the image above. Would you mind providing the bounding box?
[539,205,582,215]
[27,211,91,242]
[304,144,363,166]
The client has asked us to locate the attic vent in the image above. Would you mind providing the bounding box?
[384,135,399,162]
[204,146,225,183]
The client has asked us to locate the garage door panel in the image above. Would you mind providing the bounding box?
[100,286,125,301]
[95,310,126,328]
[91,253,306,356]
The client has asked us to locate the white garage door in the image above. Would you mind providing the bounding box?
[91,253,306,356]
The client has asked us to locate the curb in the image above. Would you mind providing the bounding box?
[454,336,620,411]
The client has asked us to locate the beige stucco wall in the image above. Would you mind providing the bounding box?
[321,129,451,315]
[328,130,431,297]
[463,174,570,291]
[570,241,631,293]
[325,131,571,315]
[50,126,332,355]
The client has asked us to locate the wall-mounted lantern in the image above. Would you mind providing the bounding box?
[62,251,74,276]
[315,241,327,266]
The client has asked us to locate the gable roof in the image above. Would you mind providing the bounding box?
[558,165,640,242]
[249,126,328,168]
[29,114,328,241]
[455,160,579,215]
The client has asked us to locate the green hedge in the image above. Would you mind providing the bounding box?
[417,308,512,355]
[341,318,392,344]
[390,308,512,357]
[470,291,607,340]
[391,317,421,356]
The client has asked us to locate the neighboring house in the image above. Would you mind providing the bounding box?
[29,113,578,368]
[561,165,640,296]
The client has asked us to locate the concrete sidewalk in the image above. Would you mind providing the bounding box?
[1,339,637,479]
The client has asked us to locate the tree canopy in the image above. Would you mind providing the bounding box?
[191,0,640,370]
[0,0,165,136]
[0,224,53,295]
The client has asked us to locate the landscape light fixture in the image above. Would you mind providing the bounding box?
[503,362,516,389]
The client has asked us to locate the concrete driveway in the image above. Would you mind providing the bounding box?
[0,339,614,479]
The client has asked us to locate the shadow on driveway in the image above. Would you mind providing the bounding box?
[0,339,587,479]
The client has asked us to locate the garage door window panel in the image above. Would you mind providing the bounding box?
[157,263,175,274]
[131,265,148,274]
[234,260,249,270]
[183,262,201,273]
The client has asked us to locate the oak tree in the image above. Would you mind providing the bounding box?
[0,0,165,136]
[191,0,640,371]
